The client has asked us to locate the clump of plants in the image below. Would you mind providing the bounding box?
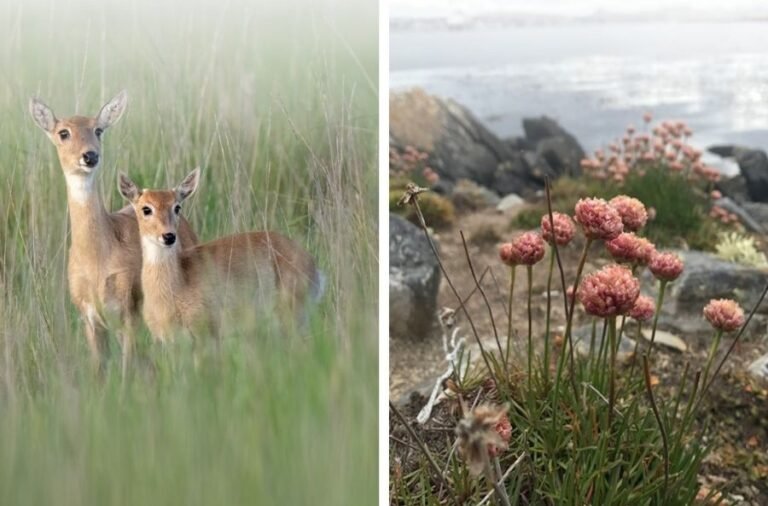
[390,145,455,228]
[391,183,765,505]
[514,116,739,250]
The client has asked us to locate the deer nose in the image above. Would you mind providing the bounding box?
[161,233,176,246]
[82,151,99,167]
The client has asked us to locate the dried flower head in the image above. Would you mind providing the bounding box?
[455,404,511,476]
[649,251,684,282]
[578,264,640,318]
[628,295,655,322]
[500,232,545,266]
[574,198,624,241]
[541,212,576,246]
[609,195,648,231]
[605,233,656,265]
[703,299,745,332]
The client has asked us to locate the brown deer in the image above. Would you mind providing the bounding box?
[29,92,198,373]
[118,168,323,342]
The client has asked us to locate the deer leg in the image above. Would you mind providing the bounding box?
[84,309,109,375]
[118,311,138,381]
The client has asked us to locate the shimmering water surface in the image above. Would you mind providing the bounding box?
[391,22,768,174]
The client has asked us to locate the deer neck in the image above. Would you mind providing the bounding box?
[141,238,185,305]
[65,172,112,260]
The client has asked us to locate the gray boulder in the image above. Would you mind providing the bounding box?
[390,214,441,340]
[708,145,768,202]
[523,116,585,178]
[742,202,768,227]
[716,174,750,204]
[644,250,768,339]
[390,89,529,192]
[734,148,768,202]
[450,179,500,212]
[714,197,765,233]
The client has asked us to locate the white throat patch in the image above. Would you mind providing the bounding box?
[65,173,96,204]
[141,236,177,265]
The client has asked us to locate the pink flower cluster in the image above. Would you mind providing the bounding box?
[540,212,576,246]
[579,115,721,186]
[488,412,513,458]
[703,299,745,332]
[606,233,656,266]
[574,198,624,241]
[499,232,545,266]
[578,264,640,318]
[609,195,648,231]
[709,205,740,226]
[628,295,655,322]
[649,251,684,282]
[389,145,439,184]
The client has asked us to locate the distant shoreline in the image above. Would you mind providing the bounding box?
[391,17,768,32]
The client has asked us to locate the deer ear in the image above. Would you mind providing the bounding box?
[118,172,141,202]
[176,167,201,201]
[29,98,57,133]
[97,90,128,129]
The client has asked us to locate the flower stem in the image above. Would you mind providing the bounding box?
[701,330,723,387]
[544,248,556,388]
[608,316,618,426]
[527,265,534,387]
[647,280,668,357]
[505,266,516,367]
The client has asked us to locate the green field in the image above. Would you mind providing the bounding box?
[0,0,378,504]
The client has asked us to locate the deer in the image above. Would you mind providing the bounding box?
[29,92,198,374]
[117,168,324,342]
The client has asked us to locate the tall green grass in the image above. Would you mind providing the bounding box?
[0,0,378,504]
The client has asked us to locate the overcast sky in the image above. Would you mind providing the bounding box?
[391,0,768,20]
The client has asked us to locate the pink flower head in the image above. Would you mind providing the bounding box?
[578,264,641,318]
[643,112,653,123]
[649,251,684,282]
[574,198,624,241]
[605,233,656,265]
[703,299,745,332]
[710,190,722,200]
[499,232,545,266]
[488,412,512,458]
[540,212,576,246]
[609,195,648,231]
[628,295,655,322]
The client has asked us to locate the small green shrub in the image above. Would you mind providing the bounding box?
[389,188,455,229]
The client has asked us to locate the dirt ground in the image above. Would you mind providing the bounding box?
[389,206,768,504]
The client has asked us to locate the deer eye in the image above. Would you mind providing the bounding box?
[58,130,70,141]
[174,205,181,215]
[95,128,103,138]
[141,206,152,216]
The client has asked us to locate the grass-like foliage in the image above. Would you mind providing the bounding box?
[0,0,377,504]
[391,184,764,505]
[513,167,721,250]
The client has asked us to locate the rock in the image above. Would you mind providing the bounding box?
[523,116,585,178]
[642,250,768,338]
[493,156,535,197]
[390,89,529,192]
[450,179,500,212]
[534,136,584,180]
[572,325,637,365]
[714,197,766,233]
[734,147,768,202]
[389,214,441,340]
[496,193,526,213]
[640,329,688,352]
[741,202,768,226]
[708,144,737,158]
[747,353,768,383]
[716,175,750,204]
